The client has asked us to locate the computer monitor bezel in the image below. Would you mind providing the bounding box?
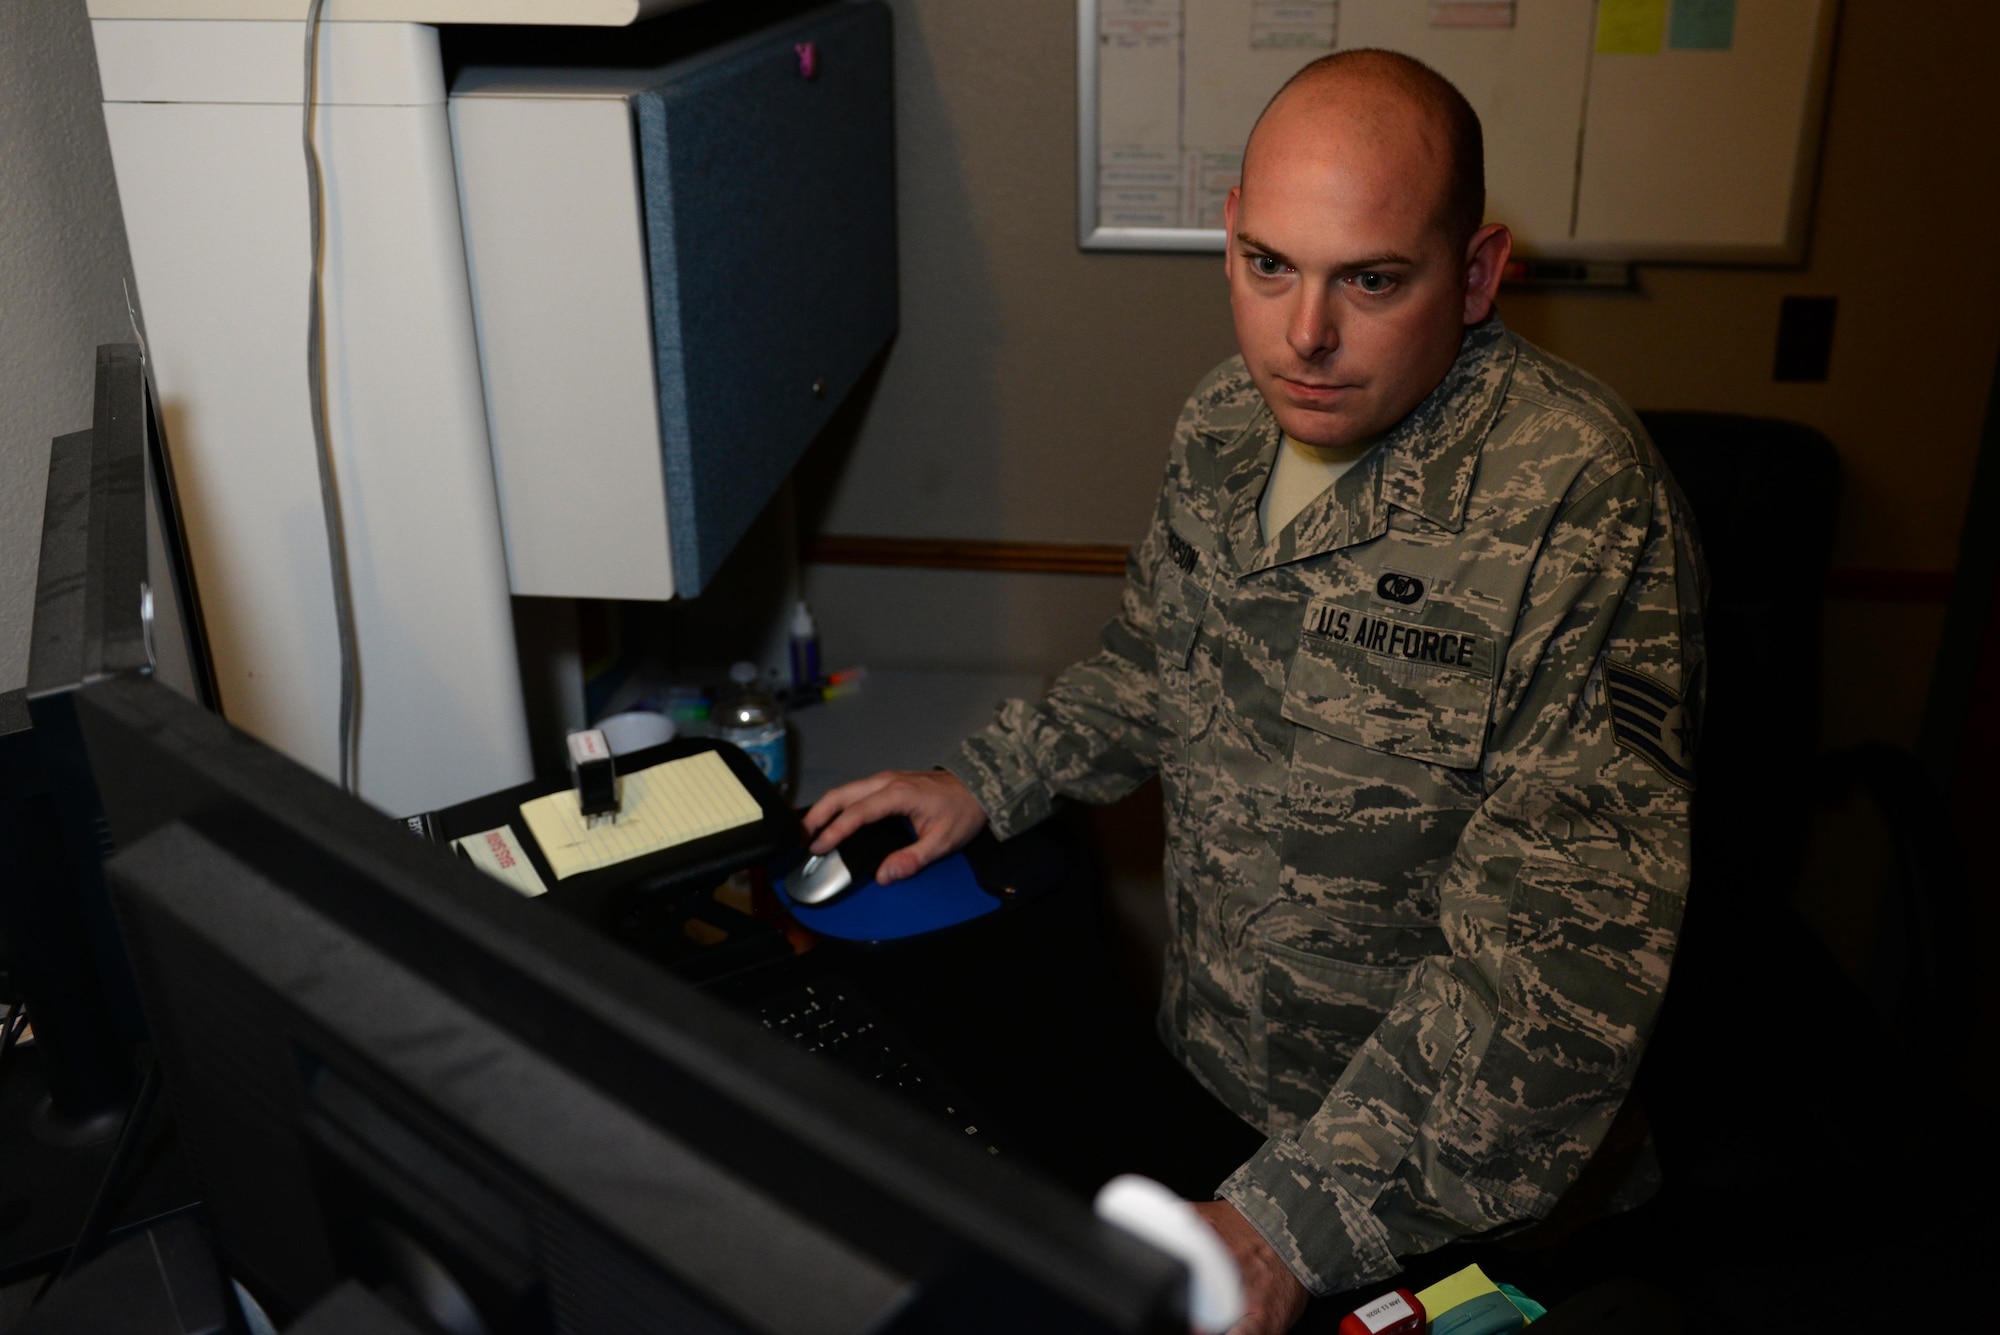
[27,342,217,709]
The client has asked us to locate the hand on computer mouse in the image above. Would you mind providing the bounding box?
[802,769,987,883]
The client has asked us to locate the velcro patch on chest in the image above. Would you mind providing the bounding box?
[1303,600,1494,676]
[1166,529,1200,574]
[1371,569,1429,612]
[1604,659,1695,789]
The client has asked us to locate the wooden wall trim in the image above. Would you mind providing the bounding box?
[803,535,1130,577]
[805,535,1956,604]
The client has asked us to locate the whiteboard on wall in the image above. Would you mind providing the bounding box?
[1078,0,1839,261]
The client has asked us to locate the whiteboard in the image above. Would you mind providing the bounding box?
[1078,0,1838,261]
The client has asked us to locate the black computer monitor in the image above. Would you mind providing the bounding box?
[79,673,1187,1333]
[26,342,216,710]
[0,342,217,1138]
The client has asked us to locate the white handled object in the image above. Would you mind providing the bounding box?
[1094,1175,1245,1334]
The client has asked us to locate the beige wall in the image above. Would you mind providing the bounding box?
[1505,1,1998,578]
[808,0,1236,549]
[805,0,1996,754]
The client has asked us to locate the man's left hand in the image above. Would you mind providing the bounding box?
[1189,1199,1309,1335]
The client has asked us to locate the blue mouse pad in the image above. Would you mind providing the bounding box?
[775,852,998,943]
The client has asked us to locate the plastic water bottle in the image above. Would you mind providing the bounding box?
[718,661,788,794]
[788,599,822,693]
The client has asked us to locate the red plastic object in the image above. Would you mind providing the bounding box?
[1339,1288,1426,1335]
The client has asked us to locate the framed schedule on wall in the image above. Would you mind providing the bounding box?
[1078,0,1838,262]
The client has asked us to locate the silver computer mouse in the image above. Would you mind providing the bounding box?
[788,851,855,905]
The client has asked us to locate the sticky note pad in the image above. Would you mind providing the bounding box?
[1596,0,1666,55]
[1669,0,1734,51]
[454,824,549,898]
[519,750,762,880]
[1415,1264,1501,1320]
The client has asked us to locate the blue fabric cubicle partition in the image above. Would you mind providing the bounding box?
[636,2,897,595]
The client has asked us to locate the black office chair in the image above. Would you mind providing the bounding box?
[1600,412,1989,1331]
[1636,411,1975,1122]
[1644,412,1840,897]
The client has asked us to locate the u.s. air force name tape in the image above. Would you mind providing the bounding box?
[1304,599,1494,676]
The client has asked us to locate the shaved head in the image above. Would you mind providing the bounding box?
[1250,49,1485,250]
[1220,48,1510,451]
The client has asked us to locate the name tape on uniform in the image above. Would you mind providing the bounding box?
[1304,600,1493,676]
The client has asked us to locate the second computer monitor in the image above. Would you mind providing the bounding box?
[82,674,1188,1334]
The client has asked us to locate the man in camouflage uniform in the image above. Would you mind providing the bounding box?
[806,49,1702,1332]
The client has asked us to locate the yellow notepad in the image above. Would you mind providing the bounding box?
[518,750,762,881]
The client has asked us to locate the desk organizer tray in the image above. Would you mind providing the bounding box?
[409,737,802,938]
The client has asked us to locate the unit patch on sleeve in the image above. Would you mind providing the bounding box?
[1604,659,1695,789]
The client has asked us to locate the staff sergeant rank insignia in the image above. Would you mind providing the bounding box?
[1604,659,1695,789]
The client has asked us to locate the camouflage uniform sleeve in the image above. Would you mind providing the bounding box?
[1219,455,1705,1296]
[941,397,1204,839]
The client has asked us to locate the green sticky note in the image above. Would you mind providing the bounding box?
[1497,1283,1547,1322]
[1596,0,1667,55]
[1669,0,1735,51]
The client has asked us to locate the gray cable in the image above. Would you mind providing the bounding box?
[303,0,363,795]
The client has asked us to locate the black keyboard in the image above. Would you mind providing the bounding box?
[753,978,1005,1157]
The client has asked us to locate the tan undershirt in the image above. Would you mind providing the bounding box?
[1259,433,1375,541]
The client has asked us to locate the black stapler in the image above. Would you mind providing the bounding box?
[568,727,620,826]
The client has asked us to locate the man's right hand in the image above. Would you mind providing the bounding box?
[801,769,988,884]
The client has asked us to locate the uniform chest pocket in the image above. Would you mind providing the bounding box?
[1153,563,1210,671]
[1282,618,1495,770]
